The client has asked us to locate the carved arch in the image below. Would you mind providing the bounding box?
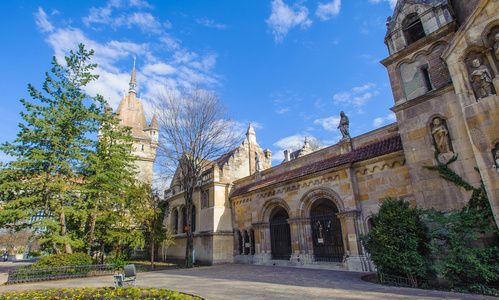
[297,187,344,218]
[259,197,291,223]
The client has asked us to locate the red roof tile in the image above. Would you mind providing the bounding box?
[230,135,403,197]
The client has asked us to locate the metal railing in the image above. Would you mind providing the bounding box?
[7,264,115,284]
[379,272,429,288]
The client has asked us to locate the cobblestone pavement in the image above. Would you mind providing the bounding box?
[0,264,495,299]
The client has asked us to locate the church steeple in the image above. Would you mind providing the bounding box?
[129,57,137,94]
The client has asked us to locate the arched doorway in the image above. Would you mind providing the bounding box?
[310,199,344,262]
[269,207,291,260]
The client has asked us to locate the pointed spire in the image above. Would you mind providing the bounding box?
[129,57,137,94]
[246,123,256,144]
[150,114,158,128]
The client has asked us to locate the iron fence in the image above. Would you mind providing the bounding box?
[7,264,115,284]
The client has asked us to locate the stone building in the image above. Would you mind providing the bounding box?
[116,60,158,183]
[163,0,499,271]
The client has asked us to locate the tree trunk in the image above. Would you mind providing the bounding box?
[185,190,194,268]
[86,212,97,255]
[150,220,155,271]
[59,211,72,254]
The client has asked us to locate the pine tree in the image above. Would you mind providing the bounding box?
[80,104,139,256]
[0,44,105,254]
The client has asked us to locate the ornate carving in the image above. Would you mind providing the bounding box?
[493,33,499,61]
[338,111,350,140]
[255,151,262,172]
[431,117,453,154]
[469,58,495,99]
[337,210,361,220]
[494,145,499,174]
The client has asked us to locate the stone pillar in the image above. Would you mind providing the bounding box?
[253,223,271,264]
[288,217,310,266]
[337,210,370,272]
[485,50,499,93]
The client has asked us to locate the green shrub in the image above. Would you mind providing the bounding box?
[28,251,41,257]
[30,253,92,268]
[362,198,432,287]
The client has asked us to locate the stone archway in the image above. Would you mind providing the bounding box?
[269,207,292,260]
[309,199,344,262]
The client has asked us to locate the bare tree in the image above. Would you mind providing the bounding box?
[0,229,32,255]
[153,86,239,267]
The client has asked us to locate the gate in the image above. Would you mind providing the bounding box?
[270,216,292,260]
[310,212,344,262]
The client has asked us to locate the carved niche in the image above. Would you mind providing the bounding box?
[493,144,499,174]
[466,51,496,100]
[430,117,453,154]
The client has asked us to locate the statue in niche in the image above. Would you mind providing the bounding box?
[494,148,499,173]
[255,151,262,172]
[493,33,499,61]
[431,117,452,154]
[338,111,350,140]
[470,58,495,99]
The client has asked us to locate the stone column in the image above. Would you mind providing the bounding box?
[288,217,308,266]
[252,222,271,264]
[337,210,369,271]
[485,50,499,93]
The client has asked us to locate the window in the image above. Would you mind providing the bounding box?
[421,65,433,91]
[173,210,179,234]
[182,207,186,233]
[192,205,196,232]
[403,14,425,45]
[201,190,209,209]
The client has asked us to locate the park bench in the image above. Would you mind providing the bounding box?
[113,264,137,288]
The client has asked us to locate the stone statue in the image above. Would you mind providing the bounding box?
[431,117,452,153]
[470,58,495,99]
[338,111,350,140]
[255,151,262,172]
[495,148,499,173]
[493,33,499,61]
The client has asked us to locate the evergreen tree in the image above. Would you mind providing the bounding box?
[0,44,105,254]
[362,198,432,287]
[81,104,139,256]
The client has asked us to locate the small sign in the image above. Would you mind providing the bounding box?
[317,238,324,244]
[245,242,251,248]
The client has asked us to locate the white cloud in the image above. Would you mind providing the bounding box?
[273,134,305,149]
[38,1,221,115]
[196,18,227,29]
[313,116,341,132]
[332,83,379,112]
[266,0,312,43]
[316,0,341,21]
[142,62,177,76]
[368,0,397,9]
[83,2,164,34]
[276,107,290,114]
[34,7,54,33]
[372,113,396,127]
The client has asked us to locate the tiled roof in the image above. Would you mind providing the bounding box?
[230,135,403,197]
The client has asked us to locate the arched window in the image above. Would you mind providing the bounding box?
[182,207,187,233]
[191,205,196,232]
[236,230,242,254]
[243,230,249,255]
[403,13,425,45]
[250,229,255,255]
[173,209,179,234]
[366,217,374,232]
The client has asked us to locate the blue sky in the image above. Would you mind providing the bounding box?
[1,0,398,171]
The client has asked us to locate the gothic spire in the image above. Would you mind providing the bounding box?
[129,57,137,94]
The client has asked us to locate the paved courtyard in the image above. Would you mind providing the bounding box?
[0,263,495,299]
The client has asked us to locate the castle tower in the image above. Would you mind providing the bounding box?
[116,59,159,183]
[381,0,489,214]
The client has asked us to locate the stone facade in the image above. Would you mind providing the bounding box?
[163,0,499,271]
[116,61,158,184]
